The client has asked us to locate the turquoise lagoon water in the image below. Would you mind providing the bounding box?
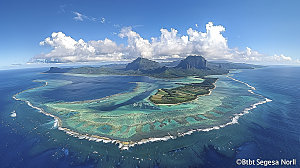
[0,66,299,167]
[14,70,262,145]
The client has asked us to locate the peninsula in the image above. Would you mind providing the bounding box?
[46,56,262,105]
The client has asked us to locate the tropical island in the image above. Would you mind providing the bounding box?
[12,55,268,150]
[46,55,262,105]
[150,77,218,105]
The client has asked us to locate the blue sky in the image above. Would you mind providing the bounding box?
[1,0,300,68]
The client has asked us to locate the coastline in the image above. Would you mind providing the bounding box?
[152,80,217,106]
[12,73,272,150]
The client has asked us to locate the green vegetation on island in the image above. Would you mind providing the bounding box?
[45,55,263,105]
[150,77,217,105]
[46,56,262,79]
[125,57,162,70]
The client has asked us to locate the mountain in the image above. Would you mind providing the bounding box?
[175,56,207,69]
[45,56,263,79]
[125,57,161,71]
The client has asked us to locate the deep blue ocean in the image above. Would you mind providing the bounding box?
[0,66,299,167]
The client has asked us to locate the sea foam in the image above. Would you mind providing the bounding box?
[13,75,272,150]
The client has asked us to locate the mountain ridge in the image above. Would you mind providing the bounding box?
[125,57,161,71]
[176,56,207,69]
[45,56,263,78]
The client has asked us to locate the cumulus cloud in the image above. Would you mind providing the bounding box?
[35,32,123,62]
[187,22,231,60]
[119,27,153,59]
[230,47,295,63]
[33,22,297,64]
[117,22,233,61]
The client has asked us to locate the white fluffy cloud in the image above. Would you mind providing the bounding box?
[117,22,229,60]
[230,47,294,63]
[33,22,297,64]
[119,27,153,59]
[35,32,123,62]
[186,22,231,60]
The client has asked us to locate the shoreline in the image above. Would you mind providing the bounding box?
[152,80,217,106]
[12,73,272,150]
[150,77,218,106]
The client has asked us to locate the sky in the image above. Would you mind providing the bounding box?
[1,0,300,68]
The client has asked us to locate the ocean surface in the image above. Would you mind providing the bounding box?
[0,66,299,167]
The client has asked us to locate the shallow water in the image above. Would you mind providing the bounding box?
[15,70,263,147]
[0,66,299,167]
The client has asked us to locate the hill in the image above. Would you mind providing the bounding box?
[45,56,263,79]
[176,56,207,69]
[125,57,161,71]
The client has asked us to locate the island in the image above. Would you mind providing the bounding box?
[150,77,217,105]
[46,55,262,105]
[46,56,262,79]
[11,55,268,150]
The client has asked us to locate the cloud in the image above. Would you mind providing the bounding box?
[113,24,121,28]
[35,32,123,62]
[116,22,234,61]
[59,5,66,13]
[273,54,292,61]
[229,47,295,63]
[119,27,153,59]
[186,22,231,60]
[73,12,85,21]
[100,17,105,23]
[151,28,190,59]
[33,22,297,64]
[72,11,97,22]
